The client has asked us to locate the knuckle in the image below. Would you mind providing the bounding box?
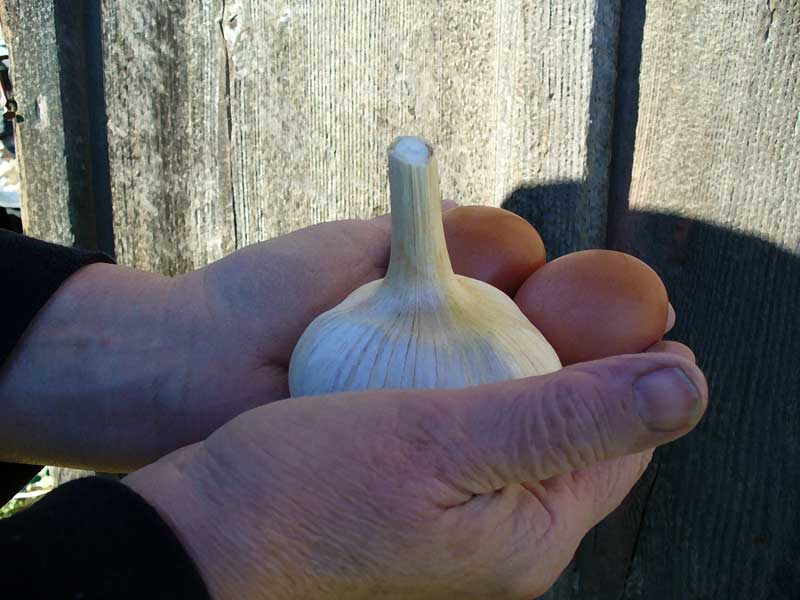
[385,393,460,473]
[529,370,615,473]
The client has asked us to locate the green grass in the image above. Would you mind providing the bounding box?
[0,468,53,519]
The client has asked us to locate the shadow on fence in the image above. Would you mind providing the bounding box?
[503,190,800,598]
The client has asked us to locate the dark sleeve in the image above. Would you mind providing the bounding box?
[0,477,210,599]
[0,230,115,504]
[0,232,211,598]
[0,230,115,361]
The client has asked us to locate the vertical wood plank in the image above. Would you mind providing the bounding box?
[610,1,800,598]
[5,1,619,269]
[101,0,234,273]
[0,2,88,247]
[499,0,620,258]
[0,1,113,252]
[95,0,618,269]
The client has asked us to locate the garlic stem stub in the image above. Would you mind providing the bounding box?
[288,136,561,397]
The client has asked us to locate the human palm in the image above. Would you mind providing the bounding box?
[171,207,678,463]
[173,217,392,413]
[125,207,707,598]
[128,352,704,600]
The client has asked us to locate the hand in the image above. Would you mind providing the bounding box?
[126,347,707,599]
[0,216,393,470]
[0,203,676,476]
[169,214,396,434]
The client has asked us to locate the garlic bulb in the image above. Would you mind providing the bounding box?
[289,136,561,397]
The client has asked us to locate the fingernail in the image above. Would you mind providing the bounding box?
[664,303,676,333]
[634,367,701,432]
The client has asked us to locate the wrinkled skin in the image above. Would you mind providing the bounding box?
[176,216,394,408]
[0,215,397,469]
[128,352,705,599]
[126,211,707,599]
[1,201,707,598]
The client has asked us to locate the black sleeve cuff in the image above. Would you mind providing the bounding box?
[0,231,115,504]
[0,230,115,363]
[0,477,211,599]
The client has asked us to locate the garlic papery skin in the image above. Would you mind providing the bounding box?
[288,136,561,397]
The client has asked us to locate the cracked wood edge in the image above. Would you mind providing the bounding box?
[100,0,616,271]
[5,1,619,272]
[100,1,234,273]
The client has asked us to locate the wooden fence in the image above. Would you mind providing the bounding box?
[2,1,799,598]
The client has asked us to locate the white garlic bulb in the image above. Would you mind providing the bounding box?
[289,136,561,397]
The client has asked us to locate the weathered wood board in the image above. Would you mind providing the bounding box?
[606,1,800,598]
[3,0,800,598]
[4,0,618,272]
[0,1,114,253]
[0,1,77,247]
[101,1,234,273]
[211,0,617,259]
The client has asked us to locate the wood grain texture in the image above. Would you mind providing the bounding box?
[6,1,619,269]
[0,1,75,245]
[227,0,618,256]
[0,1,114,252]
[501,0,620,258]
[610,1,800,598]
[97,0,618,270]
[101,0,234,273]
[19,2,800,598]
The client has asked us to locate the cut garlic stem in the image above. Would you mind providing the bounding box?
[287,135,562,397]
[385,137,455,289]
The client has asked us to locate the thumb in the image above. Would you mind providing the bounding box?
[437,353,708,493]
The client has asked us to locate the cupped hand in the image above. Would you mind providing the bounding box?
[168,204,675,450]
[164,215,393,449]
[126,347,706,600]
[176,215,392,399]
[0,213,396,470]
[127,212,703,598]
[0,201,683,483]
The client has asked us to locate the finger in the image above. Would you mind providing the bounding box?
[443,206,546,296]
[436,353,707,494]
[207,218,392,365]
[647,342,696,363]
[665,303,676,334]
